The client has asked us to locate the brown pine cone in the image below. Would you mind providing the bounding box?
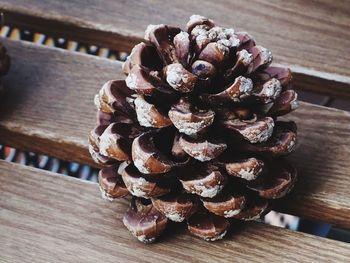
[89,15,299,243]
[0,42,10,96]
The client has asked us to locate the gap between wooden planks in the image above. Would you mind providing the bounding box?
[0,0,350,98]
[0,39,350,228]
[1,160,349,263]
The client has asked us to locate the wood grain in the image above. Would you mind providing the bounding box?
[0,39,120,166]
[0,39,350,228]
[1,160,349,263]
[1,0,350,98]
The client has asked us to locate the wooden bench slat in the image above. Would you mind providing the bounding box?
[0,39,350,228]
[1,0,350,98]
[1,160,349,262]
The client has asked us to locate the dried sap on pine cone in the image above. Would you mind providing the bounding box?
[89,15,299,243]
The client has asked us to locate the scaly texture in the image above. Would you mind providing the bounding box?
[89,15,299,243]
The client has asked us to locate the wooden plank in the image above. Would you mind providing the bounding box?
[0,39,350,228]
[1,160,349,263]
[277,64,350,99]
[0,39,119,166]
[279,104,350,225]
[1,0,350,98]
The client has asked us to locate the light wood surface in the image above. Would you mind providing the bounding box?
[1,0,349,98]
[1,39,350,228]
[1,160,349,263]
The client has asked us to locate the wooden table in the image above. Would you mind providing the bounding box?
[0,1,349,262]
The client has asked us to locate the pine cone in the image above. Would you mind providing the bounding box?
[89,15,299,243]
[0,42,10,95]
